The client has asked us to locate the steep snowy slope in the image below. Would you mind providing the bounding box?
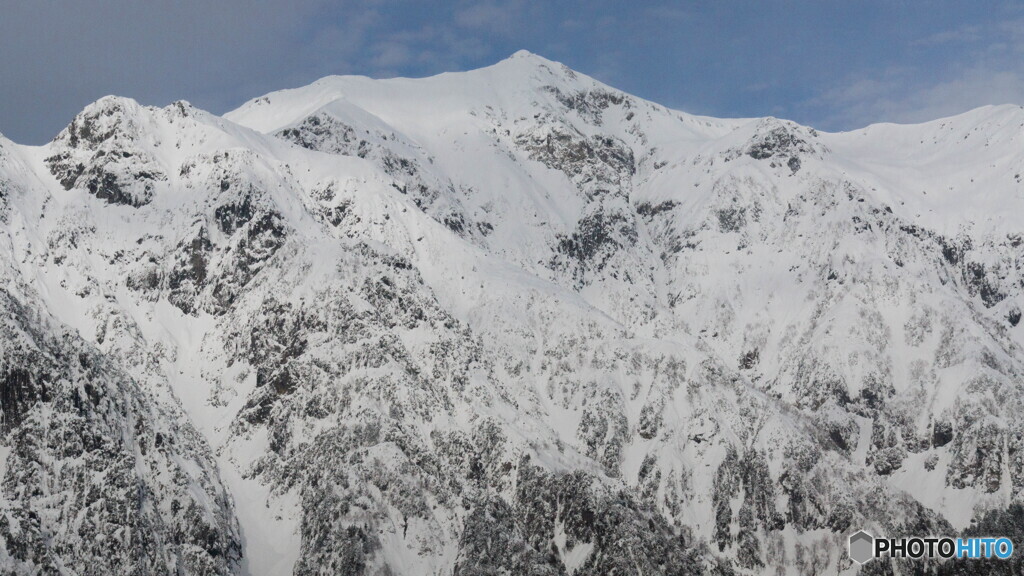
[2,51,1024,575]
[0,133,242,574]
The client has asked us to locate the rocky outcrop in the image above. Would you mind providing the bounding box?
[45,97,166,207]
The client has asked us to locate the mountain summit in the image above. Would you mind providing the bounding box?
[1,53,1024,575]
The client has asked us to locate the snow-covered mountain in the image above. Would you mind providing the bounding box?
[2,50,1024,574]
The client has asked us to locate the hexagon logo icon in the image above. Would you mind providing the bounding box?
[849,530,875,564]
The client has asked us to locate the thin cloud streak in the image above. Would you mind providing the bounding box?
[802,19,1024,130]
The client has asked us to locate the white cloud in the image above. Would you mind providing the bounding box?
[454,1,524,35]
[805,21,1024,130]
[910,25,983,47]
[362,22,492,78]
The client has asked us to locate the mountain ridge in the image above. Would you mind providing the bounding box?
[1,52,1024,575]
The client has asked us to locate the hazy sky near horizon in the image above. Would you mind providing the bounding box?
[3,1,1024,144]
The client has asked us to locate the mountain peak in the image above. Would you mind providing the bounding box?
[508,49,544,61]
[489,49,567,77]
[51,95,146,147]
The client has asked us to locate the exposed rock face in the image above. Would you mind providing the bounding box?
[0,289,241,575]
[3,53,1024,575]
[45,97,167,207]
[275,109,478,243]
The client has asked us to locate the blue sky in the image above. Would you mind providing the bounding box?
[3,1,1024,144]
